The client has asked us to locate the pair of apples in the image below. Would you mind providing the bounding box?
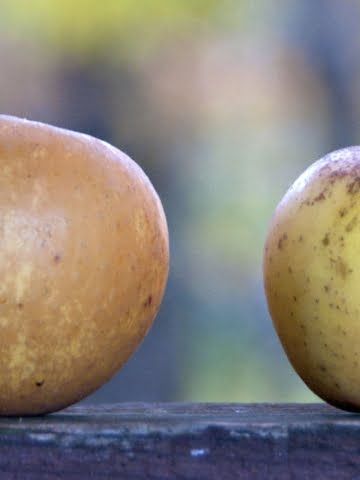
[0,115,357,415]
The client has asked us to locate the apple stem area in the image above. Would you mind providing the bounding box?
[0,403,358,478]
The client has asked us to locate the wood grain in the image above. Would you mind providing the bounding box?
[0,403,359,479]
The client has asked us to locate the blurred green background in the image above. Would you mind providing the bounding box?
[1,0,359,403]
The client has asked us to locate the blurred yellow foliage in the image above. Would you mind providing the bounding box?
[1,0,226,54]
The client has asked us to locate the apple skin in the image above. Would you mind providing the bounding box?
[264,146,360,412]
[0,115,169,415]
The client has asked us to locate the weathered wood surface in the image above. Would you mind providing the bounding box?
[0,403,359,479]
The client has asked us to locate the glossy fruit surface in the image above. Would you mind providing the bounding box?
[0,115,169,415]
[264,147,360,411]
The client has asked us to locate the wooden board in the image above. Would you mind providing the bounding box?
[0,403,359,479]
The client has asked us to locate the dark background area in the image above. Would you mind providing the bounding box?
[1,0,359,403]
